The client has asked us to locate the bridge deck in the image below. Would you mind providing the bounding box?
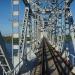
[31,38,73,75]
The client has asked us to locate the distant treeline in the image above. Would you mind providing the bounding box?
[3,36,12,43]
[65,35,72,41]
[3,35,71,43]
[3,36,31,43]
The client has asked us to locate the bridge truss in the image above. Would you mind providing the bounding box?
[11,0,74,74]
[0,0,75,75]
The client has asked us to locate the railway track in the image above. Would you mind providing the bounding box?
[31,38,73,75]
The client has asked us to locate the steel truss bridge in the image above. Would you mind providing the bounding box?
[0,0,75,75]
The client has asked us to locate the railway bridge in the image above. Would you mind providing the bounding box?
[0,0,75,75]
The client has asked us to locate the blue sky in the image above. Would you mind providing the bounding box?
[0,0,24,36]
[0,0,11,36]
[71,0,75,23]
[0,0,75,36]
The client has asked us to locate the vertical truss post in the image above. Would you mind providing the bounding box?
[57,6,63,52]
[50,0,58,46]
[33,17,37,50]
[37,15,41,43]
[49,12,53,44]
[64,0,73,36]
[26,14,32,60]
[19,7,29,60]
[34,14,39,49]
[33,14,39,51]
[12,0,20,74]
